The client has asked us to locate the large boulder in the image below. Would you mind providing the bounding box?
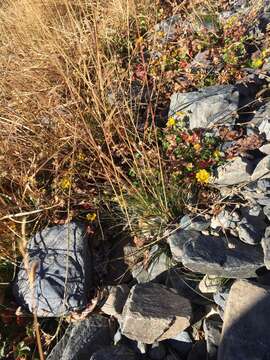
[121,283,192,344]
[13,222,92,317]
[219,280,270,360]
[47,315,113,360]
[169,85,239,129]
[182,235,264,278]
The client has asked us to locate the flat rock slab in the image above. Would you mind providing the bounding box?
[182,235,264,278]
[121,283,192,344]
[13,222,92,317]
[219,280,270,360]
[90,346,138,360]
[169,85,239,129]
[47,315,113,360]
[214,157,253,186]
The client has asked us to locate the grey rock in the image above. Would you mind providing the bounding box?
[251,155,270,181]
[169,85,239,130]
[47,315,113,360]
[264,205,270,220]
[147,251,171,281]
[121,283,192,344]
[214,157,253,186]
[149,342,167,360]
[182,235,264,278]
[165,331,192,358]
[203,315,222,360]
[262,227,270,269]
[210,209,240,230]
[248,204,262,216]
[180,215,210,232]
[237,208,266,245]
[187,340,207,360]
[131,262,149,283]
[101,285,130,319]
[90,346,138,360]
[213,286,231,319]
[259,119,270,141]
[168,229,200,262]
[13,222,91,317]
[257,177,270,192]
[260,144,270,154]
[219,280,270,360]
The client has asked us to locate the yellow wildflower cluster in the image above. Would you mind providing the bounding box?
[196,169,210,183]
[86,213,97,222]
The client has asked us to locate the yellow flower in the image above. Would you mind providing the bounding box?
[86,213,97,222]
[77,151,86,161]
[196,169,210,183]
[251,57,263,69]
[166,117,176,127]
[59,177,71,190]
[213,150,222,160]
[193,143,201,151]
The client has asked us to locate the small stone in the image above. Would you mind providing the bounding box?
[182,235,264,278]
[262,227,270,269]
[47,315,113,360]
[169,85,239,130]
[13,222,92,317]
[259,119,270,141]
[168,229,200,262]
[198,275,224,294]
[121,283,192,344]
[203,315,222,360]
[101,285,130,319]
[264,205,270,220]
[213,286,231,319]
[257,177,270,192]
[90,346,138,360]
[149,342,167,360]
[260,144,270,154]
[165,331,192,358]
[251,155,270,181]
[248,204,262,216]
[237,208,266,245]
[210,209,239,230]
[214,157,253,186]
[147,248,171,281]
[219,280,270,360]
[180,215,210,232]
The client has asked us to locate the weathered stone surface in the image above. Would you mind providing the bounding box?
[219,280,270,360]
[203,315,222,360]
[101,285,130,319]
[13,222,91,317]
[262,227,270,269]
[154,15,181,44]
[251,155,270,181]
[179,215,210,232]
[90,346,138,360]
[214,157,253,186]
[169,85,239,130]
[168,229,200,262]
[121,283,192,344]
[47,315,113,360]
[147,251,171,281]
[210,209,240,230]
[182,235,264,278]
[213,285,231,319]
[198,275,223,294]
[260,144,270,154]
